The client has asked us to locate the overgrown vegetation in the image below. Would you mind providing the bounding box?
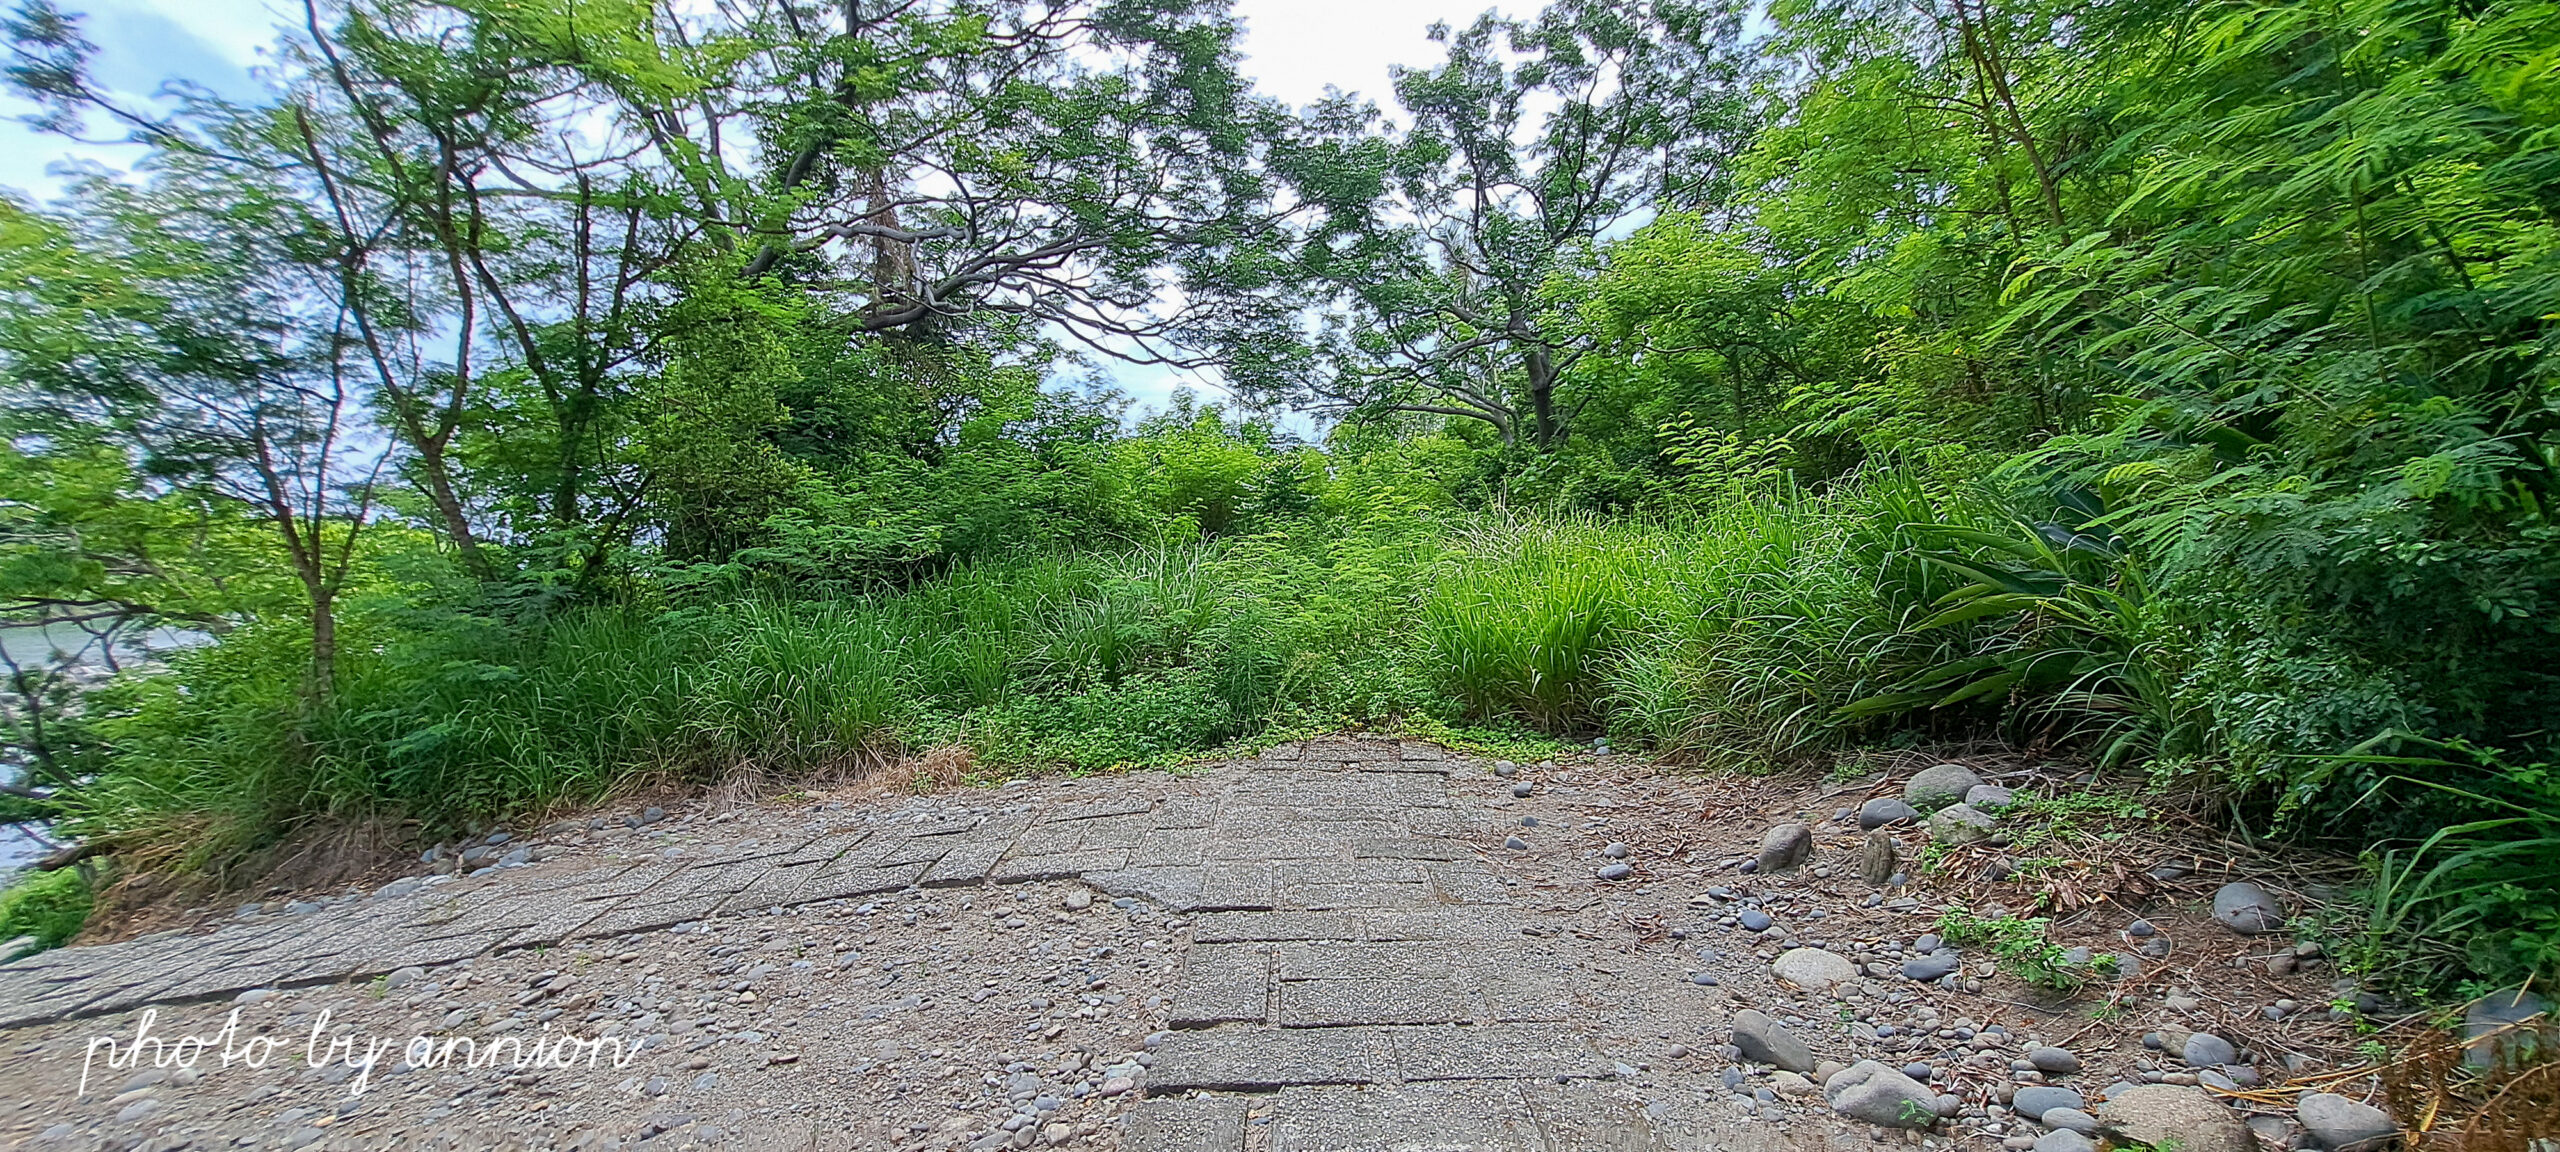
[0,0,2550,992]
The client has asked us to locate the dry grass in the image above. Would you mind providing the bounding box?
[2377,1006,2559,1152]
[907,744,977,793]
[71,814,413,944]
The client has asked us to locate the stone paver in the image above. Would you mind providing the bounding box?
[0,738,1698,1150]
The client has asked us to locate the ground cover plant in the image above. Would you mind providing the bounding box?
[0,0,2551,1001]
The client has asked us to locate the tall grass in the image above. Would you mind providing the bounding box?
[68,464,2009,857]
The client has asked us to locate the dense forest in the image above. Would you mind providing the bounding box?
[0,0,2551,990]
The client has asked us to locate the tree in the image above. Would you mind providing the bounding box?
[0,183,388,710]
[1261,0,1758,450]
[8,0,1310,585]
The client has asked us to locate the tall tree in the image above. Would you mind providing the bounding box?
[0,181,388,710]
[1261,0,1758,449]
[8,0,1308,582]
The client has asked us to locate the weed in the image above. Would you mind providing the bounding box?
[1935,905,2105,994]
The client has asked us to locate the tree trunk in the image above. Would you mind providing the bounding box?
[403,433,490,580]
[307,585,337,713]
[1525,347,1562,448]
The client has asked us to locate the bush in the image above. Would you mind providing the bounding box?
[0,868,92,953]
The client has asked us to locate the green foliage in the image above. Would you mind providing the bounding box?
[1935,906,2109,994]
[1,0,2554,998]
[2325,735,2560,991]
[0,867,91,953]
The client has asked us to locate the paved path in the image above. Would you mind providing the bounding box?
[1121,741,1667,1152]
[1,738,1781,1151]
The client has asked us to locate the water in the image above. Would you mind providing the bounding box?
[0,621,209,883]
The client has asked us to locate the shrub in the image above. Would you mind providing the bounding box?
[0,868,92,953]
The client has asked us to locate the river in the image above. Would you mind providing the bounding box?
[0,622,209,880]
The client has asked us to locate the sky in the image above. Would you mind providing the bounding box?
[0,0,1490,424]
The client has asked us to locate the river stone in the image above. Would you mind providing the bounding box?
[2032,1130,2095,1152]
[2211,881,2286,934]
[1905,764,1983,811]
[1732,1009,1818,1073]
[1903,952,1961,981]
[1964,783,2016,811]
[1824,1060,1938,1129]
[1773,948,1858,993]
[2040,1108,2099,1135]
[1927,803,1997,846]
[2012,1086,2084,1121]
[1737,908,1773,932]
[2463,987,2549,1070]
[1858,798,1919,828]
[2095,1085,2253,1152]
[1759,822,1814,872]
[2027,1047,2081,1075]
[1859,831,1898,886]
[2296,1093,2396,1151]
[2182,1032,2236,1067]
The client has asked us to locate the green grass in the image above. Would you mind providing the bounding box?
[64,473,1987,865]
[1935,905,2111,994]
[39,457,2560,989]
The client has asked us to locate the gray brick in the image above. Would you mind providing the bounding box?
[1145,1025,1395,1093]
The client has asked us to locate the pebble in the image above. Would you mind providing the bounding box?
[1964,783,2016,811]
[2027,1047,2080,1074]
[1602,842,1630,859]
[2211,881,2286,934]
[2040,1108,2099,1135]
[1511,782,1535,798]
[2466,988,2550,1069]
[2033,1130,2095,1152]
[1902,953,1961,981]
[1824,1060,1938,1128]
[1926,802,1998,846]
[1505,836,1529,850]
[2296,1094,2397,1151]
[1597,863,1634,881]
[1731,1009,1818,1073]
[2182,1033,2236,1067]
[1858,798,1919,828]
[2011,1086,2084,1120]
[1772,947,1858,992]
[1737,909,1773,932]
[1904,764,1983,810]
[1758,822,1814,872]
